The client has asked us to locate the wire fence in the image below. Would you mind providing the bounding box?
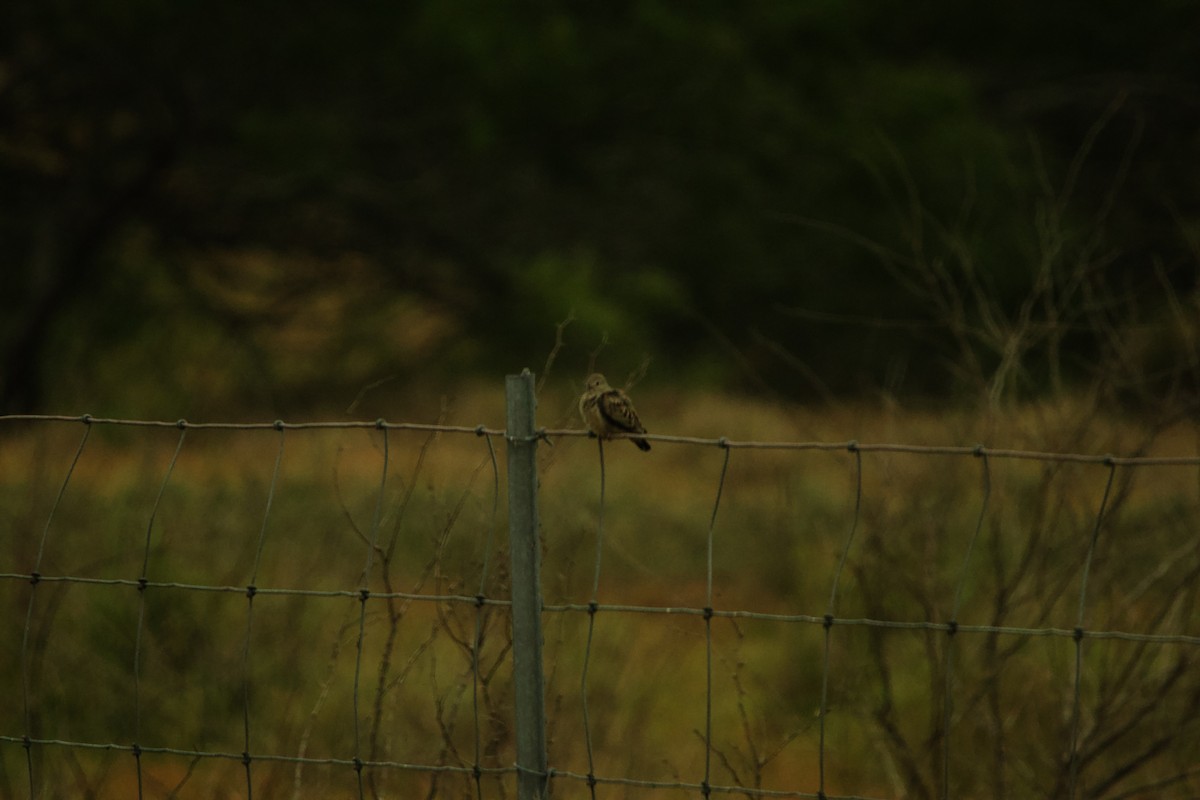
[3,376,1200,799]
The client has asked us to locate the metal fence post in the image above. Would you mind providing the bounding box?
[506,369,549,799]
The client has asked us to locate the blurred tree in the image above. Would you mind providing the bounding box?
[2,0,184,411]
[2,0,1197,413]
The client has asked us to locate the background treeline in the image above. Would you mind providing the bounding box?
[4,1,1199,416]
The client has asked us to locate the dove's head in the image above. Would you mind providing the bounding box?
[584,373,611,392]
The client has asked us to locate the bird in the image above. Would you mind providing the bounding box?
[579,373,651,451]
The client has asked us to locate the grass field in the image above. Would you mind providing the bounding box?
[3,384,1199,799]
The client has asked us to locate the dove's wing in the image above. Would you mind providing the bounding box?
[598,389,646,435]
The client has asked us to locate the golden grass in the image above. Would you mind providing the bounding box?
[3,388,1200,798]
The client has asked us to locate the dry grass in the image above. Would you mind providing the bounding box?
[3,387,1200,798]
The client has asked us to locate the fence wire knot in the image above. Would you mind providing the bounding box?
[245,584,257,599]
[823,613,834,629]
[947,620,958,636]
[28,571,40,586]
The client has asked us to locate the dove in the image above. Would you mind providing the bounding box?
[578,373,651,451]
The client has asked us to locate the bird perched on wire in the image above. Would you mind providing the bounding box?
[579,373,651,451]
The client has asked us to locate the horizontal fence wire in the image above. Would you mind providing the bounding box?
[7,575,1193,644]
[0,736,514,775]
[6,413,1200,465]
[4,413,1200,800]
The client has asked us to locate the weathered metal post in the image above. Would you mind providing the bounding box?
[505,369,548,799]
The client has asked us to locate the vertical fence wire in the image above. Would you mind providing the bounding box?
[131,423,188,799]
[940,448,991,799]
[352,422,390,798]
[239,423,286,798]
[19,421,92,798]
[470,431,500,799]
[580,437,606,798]
[1066,459,1118,800]
[818,443,862,797]
[702,442,732,797]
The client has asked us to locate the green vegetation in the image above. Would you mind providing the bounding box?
[3,393,1198,798]
[4,3,1200,415]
